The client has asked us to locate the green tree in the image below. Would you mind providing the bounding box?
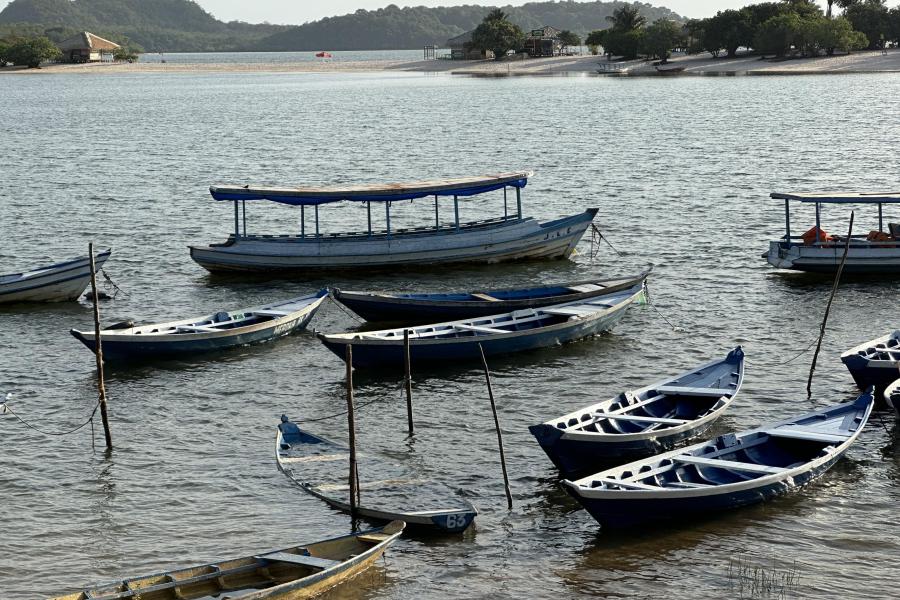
[684,18,705,54]
[0,39,9,66]
[844,0,889,49]
[470,9,524,59]
[585,28,605,56]
[6,35,60,67]
[813,15,868,54]
[606,5,647,31]
[754,12,804,57]
[642,19,684,61]
[601,28,645,59]
[703,9,753,58]
[558,29,580,53]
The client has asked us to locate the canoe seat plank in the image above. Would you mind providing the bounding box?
[470,293,500,302]
[176,325,221,333]
[453,323,509,334]
[253,309,292,317]
[595,477,658,490]
[765,428,847,444]
[674,455,786,474]
[568,283,604,293]
[655,385,734,398]
[258,552,340,570]
[542,307,595,317]
[357,533,391,544]
[592,412,688,425]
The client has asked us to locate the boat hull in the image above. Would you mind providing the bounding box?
[767,241,900,274]
[840,331,900,392]
[189,210,597,273]
[0,250,111,303]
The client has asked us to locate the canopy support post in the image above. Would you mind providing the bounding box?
[315,204,320,238]
[434,194,439,230]
[233,200,239,239]
[815,203,821,244]
[301,205,305,238]
[454,195,460,232]
[386,202,391,238]
[242,200,247,237]
[367,201,372,237]
[503,187,508,219]
[879,203,884,232]
[784,199,791,243]
[516,187,522,219]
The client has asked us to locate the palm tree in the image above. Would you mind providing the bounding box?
[606,6,647,31]
[486,8,507,22]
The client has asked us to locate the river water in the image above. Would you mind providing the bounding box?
[1,71,899,599]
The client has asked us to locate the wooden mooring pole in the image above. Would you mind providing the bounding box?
[403,329,414,436]
[88,242,112,451]
[807,211,854,398]
[345,344,359,519]
[478,343,512,509]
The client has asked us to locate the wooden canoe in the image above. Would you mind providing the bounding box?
[70,290,328,361]
[0,248,111,304]
[331,269,651,323]
[276,416,477,533]
[563,391,875,529]
[48,521,404,600]
[841,330,900,392]
[530,347,744,475]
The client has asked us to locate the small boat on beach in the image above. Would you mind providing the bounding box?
[885,379,900,417]
[332,269,651,323]
[766,191,900,274]
[0,248,111,304]
[530,347,745,476]
[840,330,900,392]
[315,51,333,58]
[276,416,477,533]
[655,64,686,73]
[562,391,874,530]
[189,172,597,273]
[48,520,405,600]
[70,290,327,361]
[317,282,646,369]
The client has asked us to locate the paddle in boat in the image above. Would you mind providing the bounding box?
[70,290,327,361]
[562,390,874,530]
[766,191,900,274]
[47,520,405,600]
[530,347,745,476]
[317,282,646,369]
[840,330,900,392]
[332,269,651,323]
[885,379,900,417]
[0,248,111,304]
[189,172,598,272]
[276,416,477,533]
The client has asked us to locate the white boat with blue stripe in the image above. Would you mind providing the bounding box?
[189,172,597,273]
[563,391,874,530]
[840,330,900,392]
[530,347,744,476]
[0,248,111,304]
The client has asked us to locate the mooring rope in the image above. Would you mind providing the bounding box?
[100,268,126,299]
[591,223,624,257]
[0,394,101,437]
[329,293,365,324]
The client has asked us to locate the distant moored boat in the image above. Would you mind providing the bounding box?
[0,248,111,304]
[315,51,333,58]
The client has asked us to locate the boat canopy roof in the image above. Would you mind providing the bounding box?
[772,192,900,204]
[210,172,532,206]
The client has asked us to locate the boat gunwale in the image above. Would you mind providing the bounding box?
[0,248,111,284]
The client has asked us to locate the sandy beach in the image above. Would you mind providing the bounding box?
[3,48,900,76]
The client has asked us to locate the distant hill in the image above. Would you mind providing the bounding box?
[0,0,684,53]
[0,0,289,51]
[253,2,684,51]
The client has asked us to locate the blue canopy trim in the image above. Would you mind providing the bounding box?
[210,172,532,206]
[772,192,900,204]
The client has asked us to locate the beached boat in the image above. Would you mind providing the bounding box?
[276,416,477,533]
[317,282,645,369]
[655,64,686,73]
[70,290,327,361]
[885,379,900,417]
[189,172,597,273]
[0,248,111,304]
[332,269,651,323]
[766,192,900,274]
[48,520,404,600]
[840,330,900,392]
[530,347,745,476]
[563,391,874,530]
[315,51,332,58]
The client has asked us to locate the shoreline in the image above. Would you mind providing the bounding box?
[3,49,900,76]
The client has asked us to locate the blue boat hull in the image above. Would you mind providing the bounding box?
[841,354,899,393]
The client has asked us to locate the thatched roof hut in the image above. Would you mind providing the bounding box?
[57,32,120,63]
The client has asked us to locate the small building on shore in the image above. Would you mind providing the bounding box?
[524,26,562,57]
[57,32,120,63]
[446,30,493,60]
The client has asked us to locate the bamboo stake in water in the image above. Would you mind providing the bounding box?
[807,211,854,398]
[345,344,359,519]
[404,329,414,436]
[88,242,112,451]
[478,343,512,509]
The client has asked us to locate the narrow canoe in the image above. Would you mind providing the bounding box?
[841,330,900,392]
[0,248,111,304]
[317,282,645,369]
[331,269,651,323]
[530,347,745,476]
[885,379,900,417]
[48,521,405,600]
[276,416,477,533]
[563,391,874,530]
[70,290,328,361]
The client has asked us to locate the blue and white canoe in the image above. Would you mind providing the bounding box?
[70,290,327,361]
[562,391,874,530]
[530,347,745,476]
[332,270,651,323]
[317,282,645,369]
[885,379,900,417]
[841,330,900,392]
[276,416,477,533]
[0,248,111,304]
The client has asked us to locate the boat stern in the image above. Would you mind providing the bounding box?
[766,240,798,269]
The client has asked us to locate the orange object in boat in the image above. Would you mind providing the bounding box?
[801,226,830,245]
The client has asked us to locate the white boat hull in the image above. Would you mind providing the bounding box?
[0,250,111,303]
[767,241,900,274]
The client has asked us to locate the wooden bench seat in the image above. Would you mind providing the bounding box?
[176,324,222,333]
[453,323,509,334]
[542,306,596,317]
[253,309,292,318]
[674,455,786,475]
[257,552,340,570]
[567,283,604,293]
[655,385,735,398]
[593,477,658,490]
[764,428,847,444]
[592,412,688,425]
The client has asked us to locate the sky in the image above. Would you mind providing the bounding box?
[0,1,836,25]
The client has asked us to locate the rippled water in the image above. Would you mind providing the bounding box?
[2,71,899,599]
[138,50,445,63]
